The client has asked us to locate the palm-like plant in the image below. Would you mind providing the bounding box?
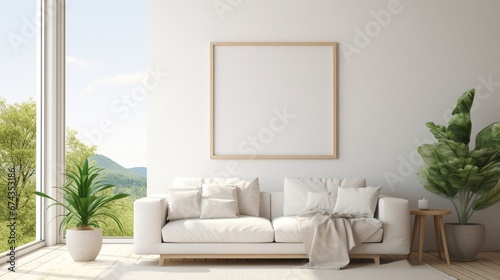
[35,158,129,233]
[417,89,500,224]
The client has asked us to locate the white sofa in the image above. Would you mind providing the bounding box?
[134,178,410,266]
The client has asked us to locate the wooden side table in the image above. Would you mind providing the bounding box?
[408,209,452,265]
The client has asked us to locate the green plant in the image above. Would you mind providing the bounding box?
[34,158,129,232]
[417,89,500,225]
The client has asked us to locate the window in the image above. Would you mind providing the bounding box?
[0,0,41,254]
[65,0,147,237]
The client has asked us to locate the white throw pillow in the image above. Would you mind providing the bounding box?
[333,186,382,218]
[305,192,337,212]
[182,177,260,216]
[165,188,201,220]
[200,198,238,219]
[202,184,239,215]
[283,177,366,216]
[200,184,239,219]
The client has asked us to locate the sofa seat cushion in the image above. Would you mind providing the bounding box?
[272,216,383,243]
[162,216,274,243]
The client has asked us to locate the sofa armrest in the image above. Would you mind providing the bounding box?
[376,196,410,253]
[134,194,168,254]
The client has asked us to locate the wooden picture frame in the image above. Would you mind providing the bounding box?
[210,42,338,159]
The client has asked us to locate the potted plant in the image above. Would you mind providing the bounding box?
[35,158,129,261]
[417,89,500,261]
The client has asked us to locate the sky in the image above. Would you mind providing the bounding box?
[0,1,36,103]
[1,0,148,168]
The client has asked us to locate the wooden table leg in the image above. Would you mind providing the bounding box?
[438,215,451,265]
[433,216,442,259]
[418,215,425,265]
[408,215,419,259]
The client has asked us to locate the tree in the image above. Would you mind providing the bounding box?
[0,99,36,220]
[66,128,96,171]
[0,98,37,251]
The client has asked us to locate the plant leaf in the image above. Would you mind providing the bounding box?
[417,165,458,198]
[473,180,500,211]
[447,89,474,144]
[475,122,500,150]
[447,112,471,144]
[447,164,482,191]
[425,122,448,142]
[451,89,474,116]
[417,140,468,166]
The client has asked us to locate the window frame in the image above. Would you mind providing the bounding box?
[0,0,57,263]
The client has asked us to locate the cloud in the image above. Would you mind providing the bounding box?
[97,71,146,86]
[78,70,147,94]
[79,85,96,94]
[66,56,92,69]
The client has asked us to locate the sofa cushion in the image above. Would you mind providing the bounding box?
[162,216,274,243]
[283,177,366,216]
[272,216,383,243]
[173,177,261,217]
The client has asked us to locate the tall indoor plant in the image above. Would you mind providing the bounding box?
[417,89,500,261]
[35,158,129,261]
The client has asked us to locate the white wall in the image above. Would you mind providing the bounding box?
[148,0,500,250]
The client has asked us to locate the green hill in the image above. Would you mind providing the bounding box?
[129,167,147,177]
[89,154,147,199]
[90,154,129,172]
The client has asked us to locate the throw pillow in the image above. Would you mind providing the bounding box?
[200,198,238,219]
[283,177,366,216]
[333,186,382,218]
[200,184,239,218]
[203,178,261,217]
[202,184,239,215]
[165,188,201,220]
[305,191,337,212]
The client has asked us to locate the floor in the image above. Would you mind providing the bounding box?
[1,244,499,279]
[403,251,500,280]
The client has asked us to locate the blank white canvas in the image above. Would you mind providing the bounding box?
[212,44,336,158]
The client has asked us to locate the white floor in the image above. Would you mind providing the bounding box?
[1,244,498,279]
[0,244,148,279]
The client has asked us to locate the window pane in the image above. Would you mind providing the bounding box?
[0,0,39,252]
[66,0,147,237]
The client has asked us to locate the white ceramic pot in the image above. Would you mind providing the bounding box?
[66,228,103,261]
[445,223,485,261]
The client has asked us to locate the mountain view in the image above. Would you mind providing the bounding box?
[89,154,147,200]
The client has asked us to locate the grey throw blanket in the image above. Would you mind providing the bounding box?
[297,211,375,269]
